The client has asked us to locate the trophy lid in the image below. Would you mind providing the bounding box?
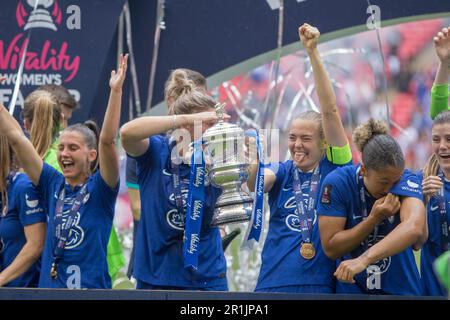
[202,103,243,141]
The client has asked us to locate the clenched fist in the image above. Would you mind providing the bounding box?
[299,23,320,52]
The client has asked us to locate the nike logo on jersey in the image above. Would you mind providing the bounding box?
[430,204,439,211]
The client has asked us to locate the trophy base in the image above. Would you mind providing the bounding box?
[210,200,253,227]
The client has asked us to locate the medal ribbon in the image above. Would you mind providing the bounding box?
[356,165,382,292]
[183,139,205,270]
[51,183,88,279]
[292,164,320,244]
[356,165,379,252]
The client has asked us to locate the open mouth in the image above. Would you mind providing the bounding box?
[439,154,450,160]
[61,160,75,170]
[294,152,307,161]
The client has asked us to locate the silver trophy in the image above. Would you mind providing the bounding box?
[24,0,57,31]
[203,103,253,226]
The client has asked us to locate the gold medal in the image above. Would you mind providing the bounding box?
[300,242,315,260]
[50,263,58,279]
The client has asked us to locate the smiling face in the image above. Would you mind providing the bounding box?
[432,123,450,175]
[288,118,325,172]
[57,131,97,186]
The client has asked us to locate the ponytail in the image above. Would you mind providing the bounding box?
[164,68,207,113]
[23,90,61,159]
[352,119,404,171]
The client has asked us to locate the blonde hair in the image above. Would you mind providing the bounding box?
[352,119,404,171]
[292,111,325,147]
[23,90,61,159]
[0,135,10,215]
[164,69,207,114]
[169,75,216,116]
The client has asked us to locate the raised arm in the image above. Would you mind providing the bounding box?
[319,194,400,260]
[0,103,42,185]
[299,23,348,147]
[430,26,450,119]
[120,112,227,157]
[333,196,425,283]
[99,54,128,188]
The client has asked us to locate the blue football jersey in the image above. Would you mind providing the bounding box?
[37,163,118,289]
[256,156,351,291]
[0,173,46,287]
[416,171,449,296]
[131,135,227,289]
[317,165,423,295]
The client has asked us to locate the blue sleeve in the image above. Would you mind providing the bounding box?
[37,162,62,204]
[316,171,348,218]
[130,135,165,182]
[389,169,423,201]
[17,176,46,226]
[92,171,119,220]
[415,170,424,182]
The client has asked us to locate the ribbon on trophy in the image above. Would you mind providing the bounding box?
[183,139,206,270]
[242,129,265,249]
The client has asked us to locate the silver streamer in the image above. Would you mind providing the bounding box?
[123,1,142,116]
[271,72,293,129]
[261,0,284,129]
[9,0,40,115]
[145,0,165,112]
[367,0,391,130]
[117,10,124,63]
[222,82,260,129]
[128,85,133,122]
